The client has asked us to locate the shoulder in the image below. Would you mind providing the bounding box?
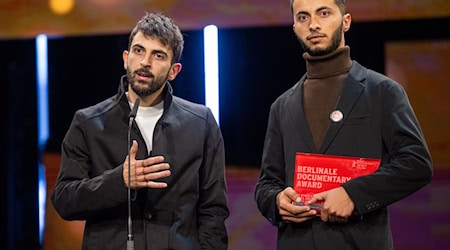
[351,61,405,92]
[73,96,119,123]
[171,96,213,121]
[271,76,305,109]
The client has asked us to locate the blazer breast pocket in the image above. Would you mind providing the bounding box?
[344,115,371,126]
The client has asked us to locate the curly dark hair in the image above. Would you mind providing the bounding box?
[128,12,184,64]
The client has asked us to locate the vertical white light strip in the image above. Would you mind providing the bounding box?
[203,25,220,125]
[37,34,49,148]
[36,34,49,244]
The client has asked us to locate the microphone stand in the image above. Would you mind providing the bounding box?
[127,98,140,250]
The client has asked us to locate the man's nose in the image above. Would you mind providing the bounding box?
[140,54,152,67]
[309,16,321,31]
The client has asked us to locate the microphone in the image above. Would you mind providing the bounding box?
[129,98,140,119]
[127,98,140,250]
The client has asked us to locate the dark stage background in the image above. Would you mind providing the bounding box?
[1,5,449,250]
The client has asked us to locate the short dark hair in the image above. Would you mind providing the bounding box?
[290,0,346,15]
[128,12,184,64]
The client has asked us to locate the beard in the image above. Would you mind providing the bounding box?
[127,67,170,97]
[298,22,343,57]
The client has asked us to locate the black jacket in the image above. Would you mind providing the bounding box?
[51,75,229,250]
[254,61,433,249]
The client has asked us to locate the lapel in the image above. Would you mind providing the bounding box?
[319,61,367,153]
[286,75,317,152]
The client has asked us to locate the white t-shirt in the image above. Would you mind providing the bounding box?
[128,97,164,154]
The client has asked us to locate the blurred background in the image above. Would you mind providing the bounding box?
[1,0,449,249]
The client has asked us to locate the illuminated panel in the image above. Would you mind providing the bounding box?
[203,25,220,125]
[36,34,49,244]
[385,40,450,168]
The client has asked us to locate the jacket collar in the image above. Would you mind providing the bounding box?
[318,61,366,153]
[285,61,367,153]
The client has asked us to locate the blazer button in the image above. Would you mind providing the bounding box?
[144,212,153,220]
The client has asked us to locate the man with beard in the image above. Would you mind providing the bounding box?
[51,12,229,250]
[254,0,432,249]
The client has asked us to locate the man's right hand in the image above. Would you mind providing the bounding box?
[276,187,317,223]
[123,140,171,189]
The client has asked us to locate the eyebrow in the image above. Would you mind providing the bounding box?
[131,44,144,50]
[295,11,310,17]
[316,6,332,13]
[295,6,331,16]
[131,44,168,56]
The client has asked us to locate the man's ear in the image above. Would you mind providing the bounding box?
[122,50,129,70]
[343,13,352,32]
[168,63,182,81]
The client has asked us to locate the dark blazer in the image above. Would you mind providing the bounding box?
[51,76,229,250]
[254,61,433,250]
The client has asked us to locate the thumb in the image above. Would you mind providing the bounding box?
[129,140,138,159]
[285,187,301,202]
[123,140,138,187]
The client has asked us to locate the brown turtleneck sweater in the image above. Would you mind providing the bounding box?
[303,46,352,150]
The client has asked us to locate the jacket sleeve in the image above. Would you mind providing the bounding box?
[50,111,128,220]
[343,80,433,215]
[254,103,285,226]
[197,109,230,250]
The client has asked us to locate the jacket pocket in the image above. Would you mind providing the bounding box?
[344,114,371,126]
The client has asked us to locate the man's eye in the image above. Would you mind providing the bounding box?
[298,15,309,22]
[154,53,166,60]
[134,47,143,54]
[320,11,330,17]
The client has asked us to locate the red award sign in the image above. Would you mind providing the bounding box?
[294,153,381,204]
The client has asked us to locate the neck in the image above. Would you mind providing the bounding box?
[303,46,352,79]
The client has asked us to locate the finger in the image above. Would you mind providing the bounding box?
[142,155,165,166]
[294,208,317,218]
[146,181,168,189]
[280,203,317,219]
[284,187,300,201]
[308,191,325,205]
[137,170,170,188]
[144,170,171,181]
[280,206,308,216]
[138,167,170,182]
[143,163,170,175]
[320,208,329,222]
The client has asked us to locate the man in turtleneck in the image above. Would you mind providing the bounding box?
[254,0,433,249]
[303,47,352,150]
